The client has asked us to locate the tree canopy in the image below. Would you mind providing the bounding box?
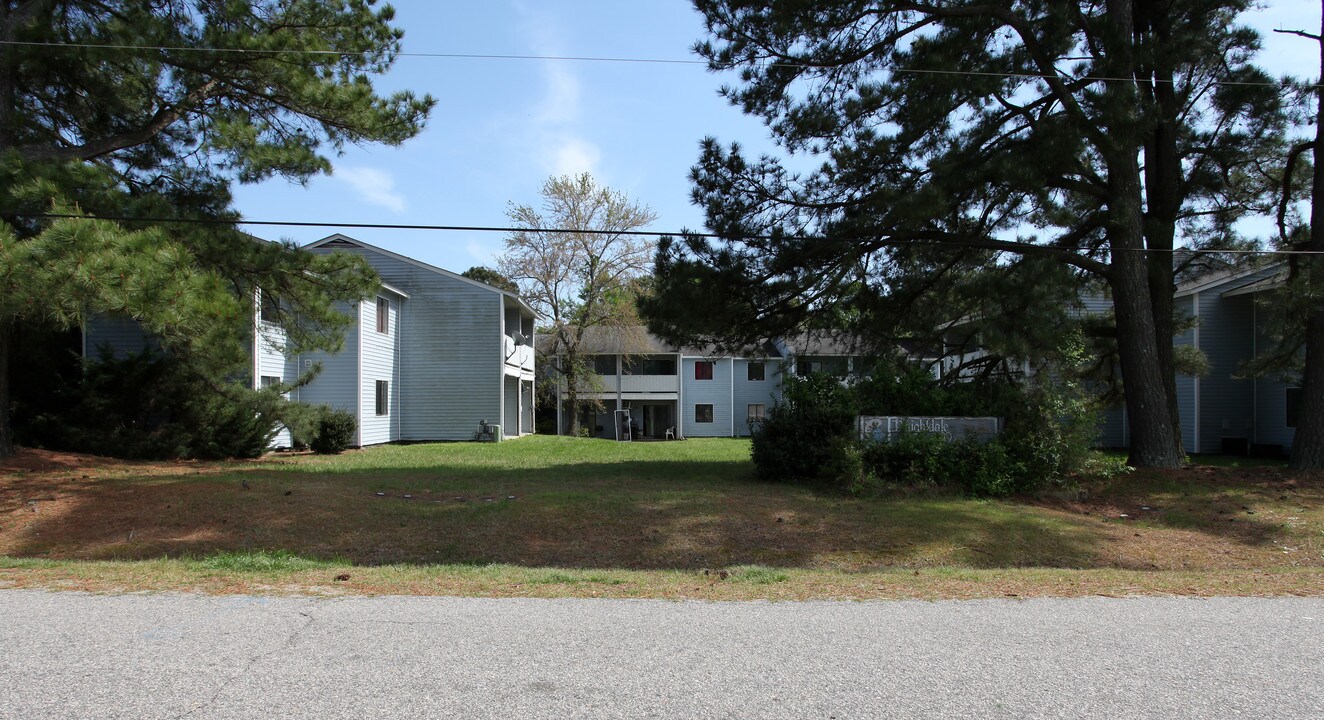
[643,0,1286,468]
[498,173,657,435]
[0,0,435,455]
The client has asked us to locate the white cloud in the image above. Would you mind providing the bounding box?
[512,6,605,180]
[548,137,601,177]
[536,63,581,126]
[333,166,406,213]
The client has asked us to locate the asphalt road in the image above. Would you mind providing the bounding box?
[1,590,1321,719]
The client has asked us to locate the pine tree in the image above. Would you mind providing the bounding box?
[644,0,1284,468]
[0,1,435,456]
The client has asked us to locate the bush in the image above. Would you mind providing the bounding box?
[1001,377,1101,485]
[22,349,281,459]
[750,374,855,484]
[309,406,357,454]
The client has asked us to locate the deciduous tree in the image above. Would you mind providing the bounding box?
[498,173,656,435]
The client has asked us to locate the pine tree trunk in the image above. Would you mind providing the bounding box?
[1291,11,1324,471]
[0,319,13,458]
[1102,0,1186,469]
[1294,312,1324,470]
[1113,240,1187,467]
[1144,54,1187,460]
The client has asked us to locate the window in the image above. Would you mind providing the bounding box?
[1287,387,1301,428]
[694,361,714,380]
[376,297,389,334]
[259,290,279,323]
[747,404,766,422]
[624,355,677,375]
[695,404,714,423]
[797,356,849,378]
[375,380,389,416]
[260,375,280,389]
[747,362,765,382]
[592,355,617,375]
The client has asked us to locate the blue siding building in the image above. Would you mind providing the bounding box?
[84,234,538,448]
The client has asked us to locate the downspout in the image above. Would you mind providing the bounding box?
[1252,298,1258,444]
[498,296,506,436]
[1193,292,1201,454]
[252,289,261,390]
[355,300,363,448]
[729,357,735,437]
[396,296,404,442]
[677,354,685,439]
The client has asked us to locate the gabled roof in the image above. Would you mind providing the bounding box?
[535,325,783,358]
[305,233,537,317]
[784,330,863,356]
[1175,261,1284,298]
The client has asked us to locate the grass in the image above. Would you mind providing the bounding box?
[1,436,1322,599]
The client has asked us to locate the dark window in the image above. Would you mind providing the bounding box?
[260,290,279,323]
[747,403,766,421]
[694,361,714,380]
[376,297,389,334]
[624,355,677,375]
[376,380,389,416]
[260,375,280,389]
[747,362,765,382]
[592,355,617,375]
[797,356,849,378]
[1287,387,1301,428]
[695,404,714,423]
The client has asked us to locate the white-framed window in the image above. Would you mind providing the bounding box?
[747,403,766,422]
[376,296,389,334]
[375,380,389,416]
[695,361,714,380]
[747,362,765,382]
[260,375,280,389]
[260,290,279,323]
[695,404,714,423]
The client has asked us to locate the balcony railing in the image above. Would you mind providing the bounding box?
[504,336,535,371]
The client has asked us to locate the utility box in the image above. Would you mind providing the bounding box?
[475,421,503,442]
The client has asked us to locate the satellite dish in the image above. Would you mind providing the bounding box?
[512,332,527,347]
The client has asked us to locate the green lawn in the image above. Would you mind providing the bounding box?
[2,436,1321,599]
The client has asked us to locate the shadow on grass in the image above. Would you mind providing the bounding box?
[4,441,1316,573]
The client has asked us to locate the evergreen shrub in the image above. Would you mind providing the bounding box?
[309,406,356,454]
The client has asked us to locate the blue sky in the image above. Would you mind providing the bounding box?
[233,0,1323,273]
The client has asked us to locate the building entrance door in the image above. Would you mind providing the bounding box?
[643,404,672,439]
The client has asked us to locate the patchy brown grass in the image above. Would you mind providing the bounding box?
[2,440,1322,599]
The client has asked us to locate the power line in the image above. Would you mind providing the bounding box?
[0,40,1307,88]
[11,211,1324,256]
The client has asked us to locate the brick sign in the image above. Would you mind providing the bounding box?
[857,416,1002,444]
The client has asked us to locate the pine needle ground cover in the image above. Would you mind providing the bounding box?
[1,437,1320,599]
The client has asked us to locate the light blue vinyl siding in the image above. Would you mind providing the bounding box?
[1097,405,1127,448]
[309,241,503,441]
[83,316,158,358]
[1195,292,1255,453]
[681,357,733,437]
[503,376,520,437]
[297,300,360,429]
[358,296,399,446]
[732,358,783,437]
[255,321,292,448]
[1174,295,1197,453]
[1252,303,1297,449]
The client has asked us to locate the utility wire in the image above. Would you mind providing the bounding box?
[12,211,1324,256]
[0,40,1308,88]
